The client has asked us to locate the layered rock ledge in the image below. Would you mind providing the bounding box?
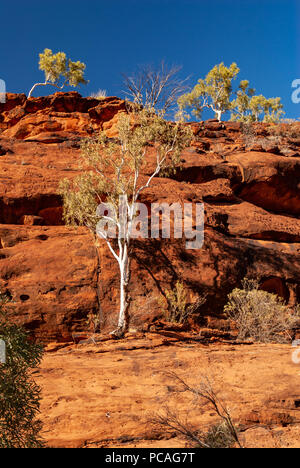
[0,92,299,341]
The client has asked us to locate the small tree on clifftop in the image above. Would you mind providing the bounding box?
[28,48,87,98]
[177,62,240,122]
[178,62,284,122]
[60,109,192,336]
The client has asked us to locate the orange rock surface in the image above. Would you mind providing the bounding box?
[0,92,299,340]
[1,92,300,449]
[37,336,300,448]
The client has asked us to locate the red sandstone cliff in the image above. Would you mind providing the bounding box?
[0,92,299,341]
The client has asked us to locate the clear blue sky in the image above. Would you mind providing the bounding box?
[1,0,299,119]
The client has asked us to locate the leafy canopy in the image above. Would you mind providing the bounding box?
[28,48,87,97]
[60,109,192,234]
[39,48,87,87]
[178,62,284,122]
[231,80,284,123]
[177,62,240,121]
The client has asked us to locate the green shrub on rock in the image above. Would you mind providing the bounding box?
[224,279,299,343]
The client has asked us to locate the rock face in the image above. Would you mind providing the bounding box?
[0,92,299,341]
[37,339,300,448]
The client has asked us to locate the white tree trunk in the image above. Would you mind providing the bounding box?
[210,104,223,122]
[28,81,64,99]
[117,251,130,332]
[28,82,48,99]
[216,109,222,122]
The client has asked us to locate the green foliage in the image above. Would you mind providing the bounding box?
[159,281,206,324]
[39,48,87,87]
[177,62,240,121]
[0,294,44,448]
[229,79,255,122]
[231,91,284,123]
[60,109,193,233]
[60,108,192,332]
[224,279,300,343]
[28,48,87,97]
[178,62,284,122]
[86,312,101,333]
[251,96,284,123]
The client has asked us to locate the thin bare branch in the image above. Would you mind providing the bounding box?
[123,62,190,116]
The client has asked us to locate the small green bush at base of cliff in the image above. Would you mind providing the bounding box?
[159,281,206,324]
[224,279,300,343]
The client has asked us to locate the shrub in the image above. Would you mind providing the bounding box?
[91,89,107,99]
[267,122,300,139]
[240,121,257,147]
[224,279,300,343]
[203,421,237,449]
[123,62,189,117]
[86,311,100,333]
[159,281,206,324]
[0,294,44,448]
[152,373,242,448]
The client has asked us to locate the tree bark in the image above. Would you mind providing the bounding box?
[117,252,131,333]
[94,246,103,332]
[216,109,222,122]
[28,81,65,98]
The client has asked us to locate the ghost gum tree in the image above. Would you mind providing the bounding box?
[60,109,192,336]
[178,62,240,122]
[178,62,284,122]
[28,48,87,98]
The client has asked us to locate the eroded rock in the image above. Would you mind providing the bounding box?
[0,93,299,340]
